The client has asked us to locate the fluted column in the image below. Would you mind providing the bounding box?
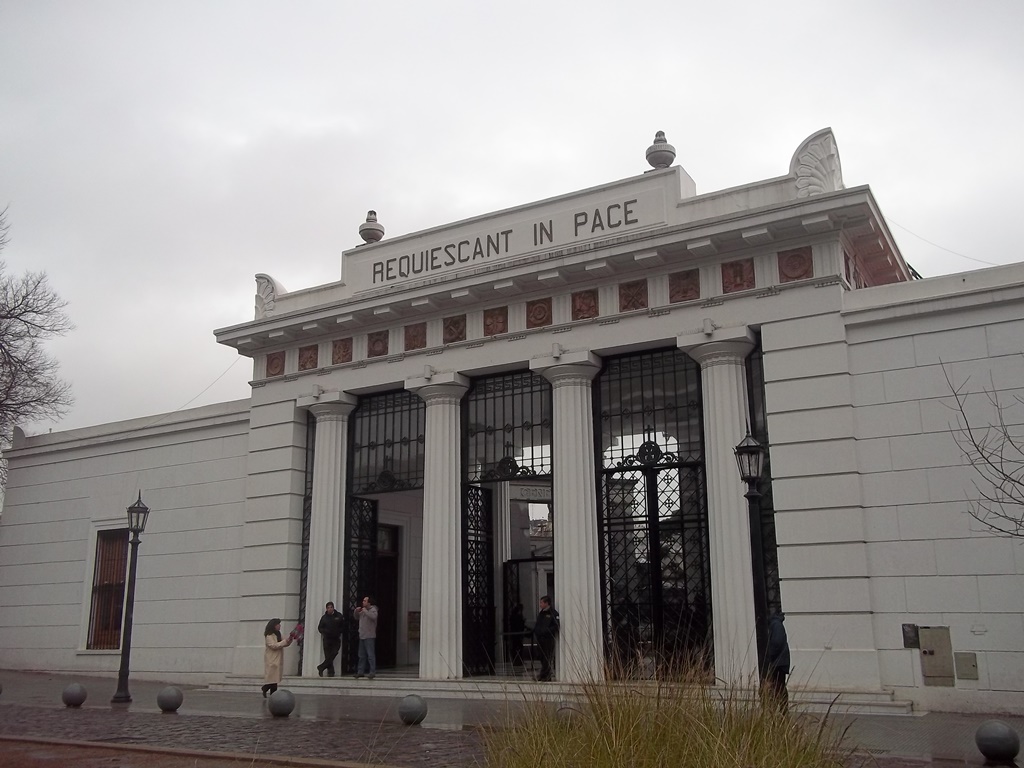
[296,392,357,678]
[407,372,469,679]
[532,351,603,683]
[678,327,757,685]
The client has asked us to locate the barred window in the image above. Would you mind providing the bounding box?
[87,529,128,650]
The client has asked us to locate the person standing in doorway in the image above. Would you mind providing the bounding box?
[533,595,559,682]
[316,601,345,677]
[261,618,293,698]
[353,595,378,679]
[763,611,791,711]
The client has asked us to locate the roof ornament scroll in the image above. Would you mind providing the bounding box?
[790,128,844,197]
[255,273,286,319]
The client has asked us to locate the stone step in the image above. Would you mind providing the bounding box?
[209,675,915,714]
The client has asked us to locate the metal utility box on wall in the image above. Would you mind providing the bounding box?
[954,652,979,681]
[918,626,955,687]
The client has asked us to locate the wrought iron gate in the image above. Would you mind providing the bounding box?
[342,496,378,674]
[597,348,713,673]
[463,484,495,675]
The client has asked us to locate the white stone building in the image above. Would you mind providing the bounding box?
[2,129,1022,714]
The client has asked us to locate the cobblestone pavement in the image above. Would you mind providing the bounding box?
[2,670,1022,767]
[0,702,485,766]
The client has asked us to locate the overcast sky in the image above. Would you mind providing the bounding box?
[2,1,1022,435]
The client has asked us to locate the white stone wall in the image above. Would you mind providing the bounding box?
[760,295,881,693]
[843,265,1024,712]
[0,401,250,683]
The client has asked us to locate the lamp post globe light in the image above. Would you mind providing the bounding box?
[734,433,770,675]
[111,492,150,704]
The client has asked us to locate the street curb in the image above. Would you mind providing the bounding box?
[0,734,406,768]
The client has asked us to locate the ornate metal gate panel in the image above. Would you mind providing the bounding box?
[297,412,315,674]
[342,496,378,674]
[350,390,426,494]
[597,348,712,673]
[463,484,495,675]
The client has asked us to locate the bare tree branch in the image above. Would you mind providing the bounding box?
[0,208,75,487]
[943,362,1024,537]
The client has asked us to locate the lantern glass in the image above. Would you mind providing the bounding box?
[126,494,150,535]
[734,433,764,483]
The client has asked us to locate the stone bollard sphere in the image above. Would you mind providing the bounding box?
[268,688,295,717]
[157,686,184,713]
[62,683,87,708]
[975,720,1021,764]
[556,700,581,724]
[398,694,427,725]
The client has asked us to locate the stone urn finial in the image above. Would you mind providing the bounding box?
[359,210,385,244]
[646,131,676,170]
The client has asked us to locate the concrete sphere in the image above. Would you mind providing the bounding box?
[267,688,295,717]
[975,719,1021,764]
[556,700,581,723]
[62,683,87,707]
[157,686,183,713]
[398,694,427,725]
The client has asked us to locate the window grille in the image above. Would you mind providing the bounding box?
[87,529,129,650]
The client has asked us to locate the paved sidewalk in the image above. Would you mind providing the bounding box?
[1,669,1022,766]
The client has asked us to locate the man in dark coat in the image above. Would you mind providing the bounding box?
[316,601,345,677]
[533,595,560,682]
[763,612,791,710]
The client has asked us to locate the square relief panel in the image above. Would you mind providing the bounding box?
[484,306,508,336]
[669,269,700,303]
[367,330,389,358]
[405,323,427,351]
[572,289,599,321]
[298,344,319,371]
[266,351,285,377]
[722,258,755,293]
[619,279,648,312]
[778,247,814,283]
[332,338,353,364]
[443,314,467,344]
[526,297,553,329]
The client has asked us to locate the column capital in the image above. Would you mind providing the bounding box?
[406,371,469,405]
[531,350,601,387]
[298,391,358,421]
[677,326,754,368]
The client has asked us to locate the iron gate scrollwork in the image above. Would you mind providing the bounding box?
[597,348,713,674]
[343,496,378,674]
[463,484,495,676]
[297,412,315,674]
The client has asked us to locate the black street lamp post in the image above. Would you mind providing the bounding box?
[111,492,150,704]
[734,432,769,676]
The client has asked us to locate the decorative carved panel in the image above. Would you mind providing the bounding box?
[298,345,319,371]
[483,306,508,336]
[669,270,700,303]
[619,280,648,312]
[443,314,467,344]
[777,247,813,283]
[526,297,552,329]
[367,330,389,358]
[332,337,353,365]
[572,289,599,321]
[266,351,285,377]
[721,259,755,294]
[405,323,427,351]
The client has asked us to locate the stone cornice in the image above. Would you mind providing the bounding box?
[214,188,905,355]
